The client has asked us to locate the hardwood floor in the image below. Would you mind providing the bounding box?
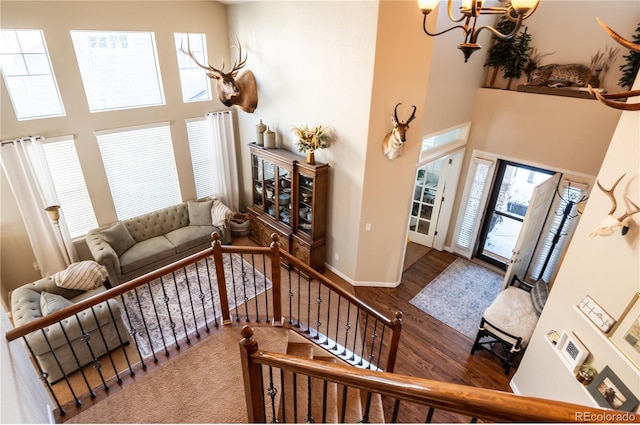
[354,246,514,423]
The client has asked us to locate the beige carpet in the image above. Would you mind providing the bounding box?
[65,326,289,424]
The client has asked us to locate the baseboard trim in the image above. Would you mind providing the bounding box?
[324,263,401,288]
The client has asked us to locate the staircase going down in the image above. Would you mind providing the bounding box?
[276,340,385,423]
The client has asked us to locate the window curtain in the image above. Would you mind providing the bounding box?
[0,136,77,276]
[206,111,239,211]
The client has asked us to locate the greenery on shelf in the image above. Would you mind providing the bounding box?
[484,17,533,89]
[619,22,640,89]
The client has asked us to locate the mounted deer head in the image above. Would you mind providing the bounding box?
[587,173,640,238]
[383,103,417,160]
[181,38,258,113]
[588,18,640,111]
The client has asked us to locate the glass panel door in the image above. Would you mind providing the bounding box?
[408,159,444,247]
[297,174,314,236]
[263,160,276,219]
[252,155,264,208]
[277,168,292,228]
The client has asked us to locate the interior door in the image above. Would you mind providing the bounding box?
[503,172,561,288]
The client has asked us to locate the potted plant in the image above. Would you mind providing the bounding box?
[292,124,331,164]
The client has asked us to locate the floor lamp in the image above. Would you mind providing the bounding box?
[45,205,71,265]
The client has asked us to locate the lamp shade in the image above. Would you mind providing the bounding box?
[417,0,440,14]
[45,205,61,222]
[511,0,539,13]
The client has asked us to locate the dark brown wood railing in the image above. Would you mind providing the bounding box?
[239,326,636,423]
[5,233,402,418]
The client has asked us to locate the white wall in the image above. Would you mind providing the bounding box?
[1,306,54,424]
[512,73,640,411]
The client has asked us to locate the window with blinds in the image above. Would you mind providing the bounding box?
[96,123,181,220]
[526,180,588,283]
[0,30,65,120]
[186,117,214,199]
[41,136,97,238]
[454,157,495,257]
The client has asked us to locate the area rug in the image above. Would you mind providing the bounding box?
[120,253,271,358]
[409,258,503,340]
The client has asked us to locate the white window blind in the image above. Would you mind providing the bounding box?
[186,117,215,198]
[70,30,165,112]
[0,30,65,120]
[42,136,98,237]
[96,123,181,220]
[526,180,588,283]
[453,157,495,258]
[174,33,212,103]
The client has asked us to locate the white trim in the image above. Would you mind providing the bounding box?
[94,121,171,137]
[323,263,401,288]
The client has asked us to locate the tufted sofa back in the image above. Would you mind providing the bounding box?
[123,203,190,242]
[11,276,85,327]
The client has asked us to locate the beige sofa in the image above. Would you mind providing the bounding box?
[86,198,233,287]
[11,269,128,383]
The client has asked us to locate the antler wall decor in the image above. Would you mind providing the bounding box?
[587,173,640,238]
[588,18,640,111]
[181,37,258,113]
[382,103,417,160]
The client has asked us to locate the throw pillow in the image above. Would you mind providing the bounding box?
[54,260,108,291]
[211,199,234,228]
[530,280,549,316]
[40,292,74,316]
[101,221,136,256]
[188,200,213,226]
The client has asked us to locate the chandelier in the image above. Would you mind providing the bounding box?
[417,0,540,62]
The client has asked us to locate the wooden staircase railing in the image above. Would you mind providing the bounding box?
[5,233,402,418]
[239,326,635,423]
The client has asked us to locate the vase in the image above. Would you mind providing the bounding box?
[306,151,315,164]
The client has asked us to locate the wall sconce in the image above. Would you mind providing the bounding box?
[417,0,540,62]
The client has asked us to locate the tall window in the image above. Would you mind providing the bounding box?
[70,30,165,112]
[186,117,214,198]
[41,136,97,238]
[96,123,181,220]
[0,30,65,120]
[174,33,212,102]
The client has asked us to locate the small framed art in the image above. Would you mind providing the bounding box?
[556,330,589,373]
[609,293,640,371]
[578,295,616,333]
[587,365,639,411]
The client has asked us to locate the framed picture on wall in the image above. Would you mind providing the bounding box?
[609,293,640,371]
[556,330,590,373]
[587,366,639,411]
[578,295,616,333]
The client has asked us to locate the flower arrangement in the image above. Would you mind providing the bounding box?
[292,125,331,153]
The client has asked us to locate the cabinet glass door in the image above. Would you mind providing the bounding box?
[263,161,276,218]
[252,155,264,208]
[297,174,314,235]
[277,168,292,228]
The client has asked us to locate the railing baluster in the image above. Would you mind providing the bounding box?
[262,254,270,322]
[144,282,168,358]
[21,336,67,416]
[305,375,313,423]
[324,291,332,346]
[425,406,435,423]
[293,372,298,423]
[88,306,121,383]
[105,300,135,376]
[57,321,95,398]
[203,257,220,327]
[350,309,359,361]
[73,313,108,390]
[376,323,386,371]
[296,268,302,328]
[391,398,401,423]
[288,267,293,325]
[228,253,241,322]
[259,363,267,423]
[342,301,351,356]
[332,296,341,350]
[181,267,201,338]
[159,276,181,348]
[280,368,287,423]
[170,271,190,344]
[119,293,148,367]
[251,254,260,322]
[239,254,251,322]
[367,318,378,369]
[322,379,328,423]
[306,276,312,334]
[340,385,348,423]
[193,260,211,332]
[267,366,278,423]
[362,391,372,423]
[315,283,322,341]
[40,327,84,404]
[359,313,369,366]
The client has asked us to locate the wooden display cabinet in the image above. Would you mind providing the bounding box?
[248,144,329,271]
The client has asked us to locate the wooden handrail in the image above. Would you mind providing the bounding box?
[239,327,635,423]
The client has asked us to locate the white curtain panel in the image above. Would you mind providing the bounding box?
[206,111,239,212]
[0,137,77,276]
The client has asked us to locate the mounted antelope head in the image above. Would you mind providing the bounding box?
[587,173,640,238]
[181,38,258,113]
[588,18,640,111]
[383,103,417,160]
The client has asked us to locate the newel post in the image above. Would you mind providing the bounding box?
[239,326,266,423]
[386,311,403,373]
[212,233,231,324]
[269,234,283,326]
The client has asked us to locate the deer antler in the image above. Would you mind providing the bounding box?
[589,173,640,237]
[596,173,626,215]
[229,37,247,76]
[591,18,640,111]
[180,37,223,76]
